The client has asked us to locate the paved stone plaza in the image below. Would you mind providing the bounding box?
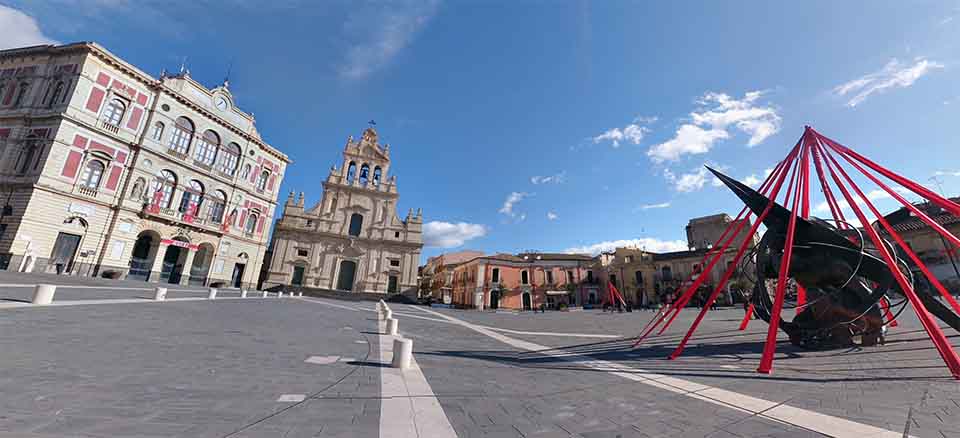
[1,276,959,437]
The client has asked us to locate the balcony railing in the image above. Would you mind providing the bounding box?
[166,148,188,160]
[99,120,120,134]
[76,185,98,197]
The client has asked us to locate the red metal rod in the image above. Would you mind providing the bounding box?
[817,142,960,379]
[633,141,800,347]
[796,137,813,310]
[810,137,848,228]
[814,130,960,218]
[739,303,755,331]
[879,296,899,328]
[669,192,786,359]
[756,131,807,374]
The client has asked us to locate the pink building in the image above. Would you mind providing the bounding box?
[450,252,597,310]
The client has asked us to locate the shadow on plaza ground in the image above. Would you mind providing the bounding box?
[419,333,958,383]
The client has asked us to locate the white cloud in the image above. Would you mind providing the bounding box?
[564,238,688,255]
[637,202,671,210]
[546,211,558,221]
[498,192,531,217]
[0,5,58,50]
[648,91,780,162]
[833,58,944,107]
[530,171,566,185]
[743,174,762,188]
[422,221,487,248]
[664,167,709,193]
[592,116,656,148]
[934,170,960,177]
[338,0,441,80]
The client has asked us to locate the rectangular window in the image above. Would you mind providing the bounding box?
[624,256,632,263]
[491,268,500,283]
[390,259,400,267]
[566,270,574,284]
[545,270,553,284]
[587,270,594,283]
[521,270,529,285]
[395,231,400,238]
[297,249,308,257]
[635,270,643,285]
[610,274,618,288]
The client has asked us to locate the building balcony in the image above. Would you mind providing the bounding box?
[75,185,98,198]
[140,204,226,235]
[99,120,120,135]
[166,148,188,161]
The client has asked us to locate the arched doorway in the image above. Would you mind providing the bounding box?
[522,292,532,311]
[231,253,248,288]
[128,230,161,281]
[490,289,500,309]
[159,237,190,284]
[336,260,357,291]
[188,243,214,286]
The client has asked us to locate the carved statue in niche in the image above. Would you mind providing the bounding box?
[130,177,146,200]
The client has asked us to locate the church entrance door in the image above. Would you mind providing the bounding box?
[337,260,357,291]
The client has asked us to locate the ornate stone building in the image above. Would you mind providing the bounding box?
[263,128,422,294]
[0,42,288,288]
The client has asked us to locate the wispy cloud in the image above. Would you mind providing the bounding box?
[423,221,487,248]
[564,237,688,255]
[812,187,912,215]
[0,5,58,50]
[934,170,960,177]
[592,116,656,148]
[338,0,441,80]
[648,91,780,163]
[531,171,566,185]
[832,58,944,107]
[498,191,532,219]
[546,211,558,221]
[636,202,671,210]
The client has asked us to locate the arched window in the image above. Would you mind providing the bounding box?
[13,83,29,107]
[179,179,204,213]
[48,81,64,107]
[373,167,382,186]
[193,129,219,166]
[218,142,240,175]
[348,213,363,237]
[256,170,269,191]
[168,116,194,154]
[102,98,126,126]
[240,163,251,180]
[359,164,370,184]
[78,160,105,189]
[209,190,227,223]
[245,211,259,234]
[346,162,356,181]
[16,135,40,174]
[151,122,164,141]
[152,170,177,208]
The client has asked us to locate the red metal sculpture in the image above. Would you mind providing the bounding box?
[633,126,960,378]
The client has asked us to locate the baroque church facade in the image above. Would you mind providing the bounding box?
[263,128,423,295]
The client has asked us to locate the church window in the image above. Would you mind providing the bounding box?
[394,231,400,238]
[297,248,308,257]
[359,164,369,184]
[48,81,64,107]
[348,213,363,237]
[390,259,400,267]
[346,162,356,181]
[373,166,382,186]
[521,270,529,285]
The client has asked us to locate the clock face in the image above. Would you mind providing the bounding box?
[214,97,228,111]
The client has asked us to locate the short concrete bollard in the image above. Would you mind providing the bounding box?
[384,309,393,320]
[32,284,56,305]
[278,292,284,298]
[153,287,167,301]
[240,289,248,298]
[391,337,413,369]
[298,292,303,297]
[262,291,268,298]
[387,317,399,335]
[208,288,218,300]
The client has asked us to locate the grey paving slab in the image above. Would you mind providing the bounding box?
[0,297,379,437]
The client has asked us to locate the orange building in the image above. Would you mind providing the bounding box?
[449,252,596,310]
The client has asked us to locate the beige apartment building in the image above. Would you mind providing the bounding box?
[0,42,288,289]
[262,127,423,295]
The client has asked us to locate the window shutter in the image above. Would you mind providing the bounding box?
[104,165,122,191]
[61,150,83,179]
[126,107,143,130]
[85,88,105,113]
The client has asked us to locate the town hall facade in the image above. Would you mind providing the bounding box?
[262,128,423,295]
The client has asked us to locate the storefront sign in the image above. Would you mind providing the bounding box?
[161,239,198,250]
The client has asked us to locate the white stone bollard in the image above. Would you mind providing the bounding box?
[298,292,303,297]
[32,284,56,305]
[240,289,248,298]
[278,292,284,298]
[387,318,399,335]
[153,287,167,301]
[384,309,393,320]
[208,288,218,300]
[391,338,413,369]
[262,291,268,298]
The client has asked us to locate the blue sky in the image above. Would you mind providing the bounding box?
[4,1,960,262]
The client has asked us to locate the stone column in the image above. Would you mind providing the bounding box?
[179,248,197,286]
[149,241,169,283]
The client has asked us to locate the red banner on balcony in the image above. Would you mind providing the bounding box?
[147,190,163,214]
[161,239,198,250]
[182,201,198,224]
